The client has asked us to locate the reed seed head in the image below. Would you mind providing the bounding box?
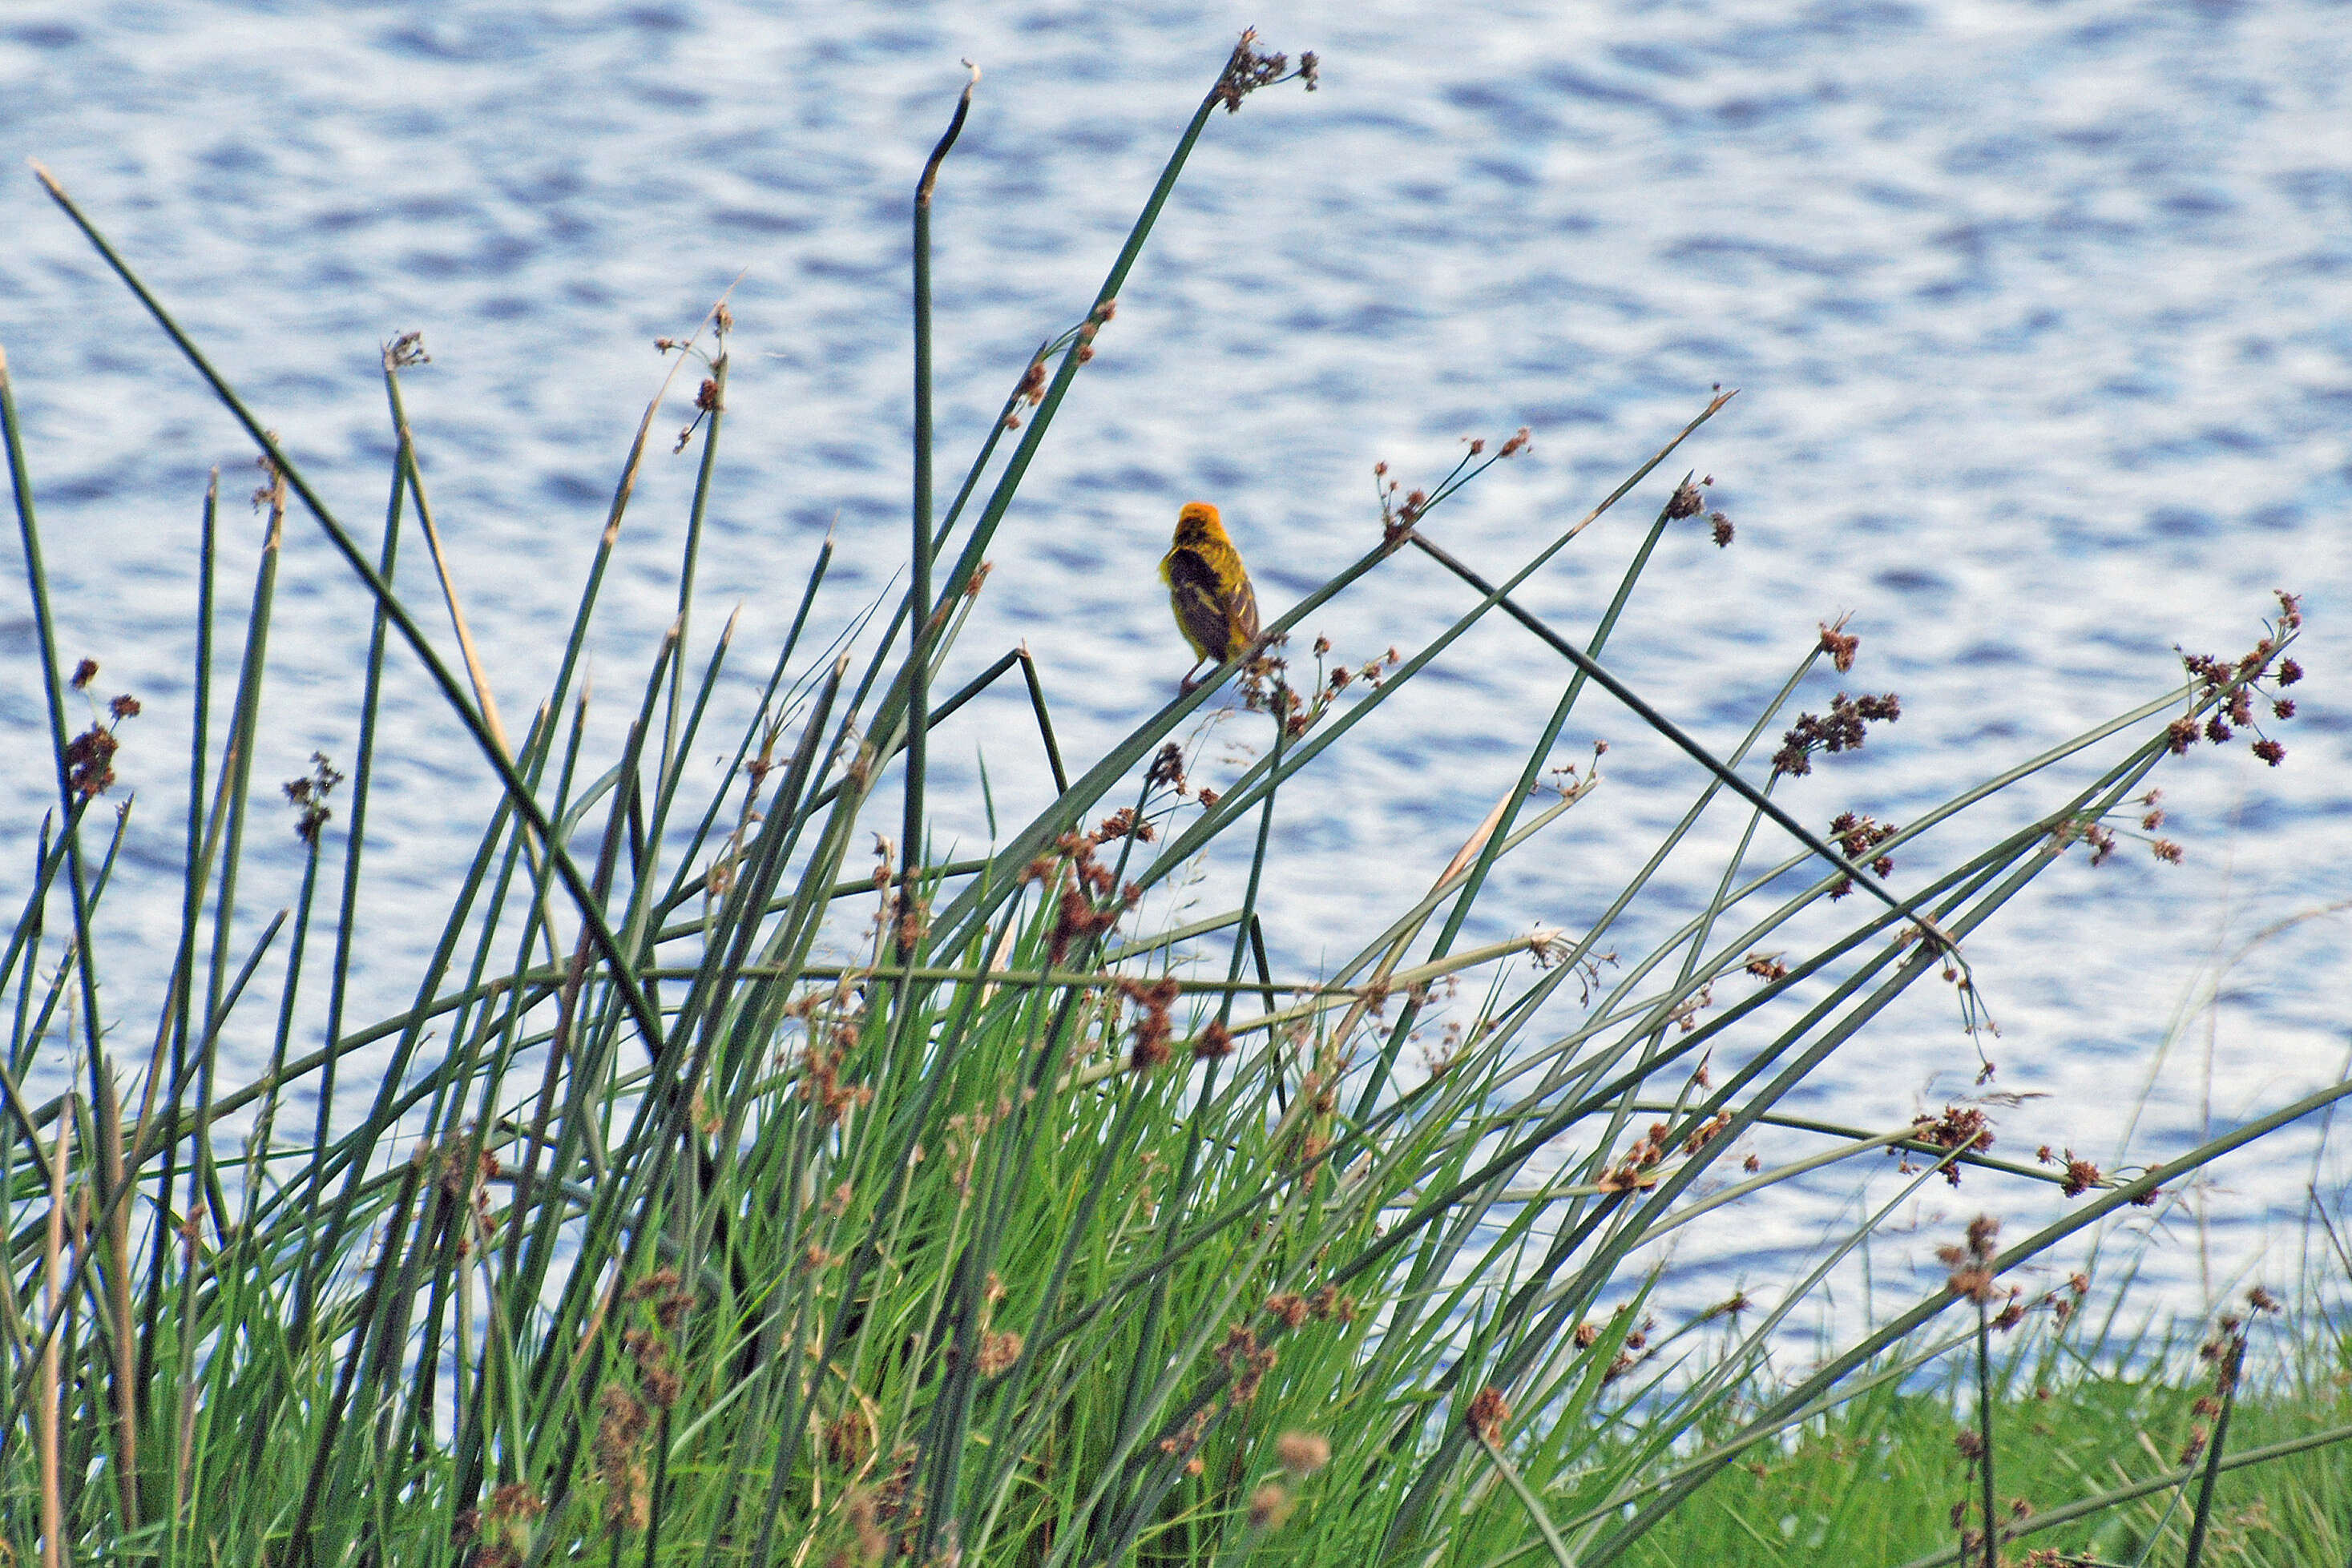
[1276,1430,1329,1475]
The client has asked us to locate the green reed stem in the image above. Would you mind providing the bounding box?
[901,67,977,964]
[665,351,727,802]
[0,342,107,1098]
[307,378,408,1233]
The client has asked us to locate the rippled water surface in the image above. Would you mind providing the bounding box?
[4,0,2349,1324]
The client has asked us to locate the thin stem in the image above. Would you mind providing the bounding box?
[901,64,978,961]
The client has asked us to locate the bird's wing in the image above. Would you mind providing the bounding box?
[1225,572,1261,651]
[1164,548,1233,662]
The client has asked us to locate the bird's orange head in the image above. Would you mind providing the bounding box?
[1172,501,1225,548]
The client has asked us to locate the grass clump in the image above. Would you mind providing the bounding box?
[1609,1288,2352,1566]
[1,30,2340,1568]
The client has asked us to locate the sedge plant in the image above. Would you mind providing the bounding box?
[0,30,2339,1568]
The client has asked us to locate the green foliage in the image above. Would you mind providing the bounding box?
[1610,1309,2352,1567]
[0,31,2338,1568]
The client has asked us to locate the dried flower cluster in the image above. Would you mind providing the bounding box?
[1021,830,1141,965]
[1825,810,1897,899]
[1902,1105,1994,1187]
[2168,591,2305,767]
[1594,1311,1657,1385]
[1598,1121,1676,1193]
[2034,1143,2104,1198]
[1118,975,1181,1071]
[2050,788,2181,868]
[588,1269,692,1536]
[1773,691,1901,778]
[1817,618,1860,672]
[283,751,345,844]
[455,1480,547,1567]
[1663,474,1737,545]
[1002,300,1117,429]
[1212,29,1317,112]
[1938,1213,2004,1304]
[60,657,140,800]
[431,1135,502,1259]
[1275,1430,1329,1476]
[1464,1385,1511,1445]
[383,329,430,369]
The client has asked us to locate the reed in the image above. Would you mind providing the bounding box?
[0,30,2337,1568]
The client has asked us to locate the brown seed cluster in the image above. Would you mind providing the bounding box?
[1600,1312,1656,1385]
[1023,830,1142,965]
[1214,1323,1279,1403]
[1680,1110,1733,1155]
[63,723,119,798]
[1240,638,1406,741]
[1117,975,1182,1072]
[1159,1292,1359,1474]
[2034,1143,2104,1198]
[2051,788,2182,868]
[2168,591,2305,767]
[1001,301,1116,429]
[1773,691,1900,777]
[1276,1430,1330,1476]
[1938,1213,2003,1304]
[801,1040,874,1127]
[1660,474,1736,544]
[1011,357,1047,421]
[1825,811,1897,899]
[595,1383,652,1533]
[1817,619,1859,673]
[283,751,345,844]
[59,657,140,800]
[1597,1120,1674,1193]
[1094,805,1155,844]
[975,1328,1024,1378]
[1903,1105,1994,1187]
[1464,1385,1511,1444]
[822,1406,874,1471]
[1212,29,1317,112]
[431,1138,503,1258]
[457,1481,548,1567]
[589,1268,698,1534]
[2036,1270,2093,1326]
[1145,741,1188,792]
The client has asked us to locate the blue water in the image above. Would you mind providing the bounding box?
[3,0,2348,1329]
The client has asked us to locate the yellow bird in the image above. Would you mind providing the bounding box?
[1160,501,1261,691]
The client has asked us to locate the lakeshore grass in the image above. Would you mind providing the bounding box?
[2,33,2341,1568]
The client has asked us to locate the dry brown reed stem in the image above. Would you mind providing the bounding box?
[39,1091,71,1568]
[99,1071,139,1527]
[1321,784,1517,1058]
[172,1211,200,1524]
[395,420,512,761]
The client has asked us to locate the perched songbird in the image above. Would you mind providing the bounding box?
[1160,501,1261,691]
